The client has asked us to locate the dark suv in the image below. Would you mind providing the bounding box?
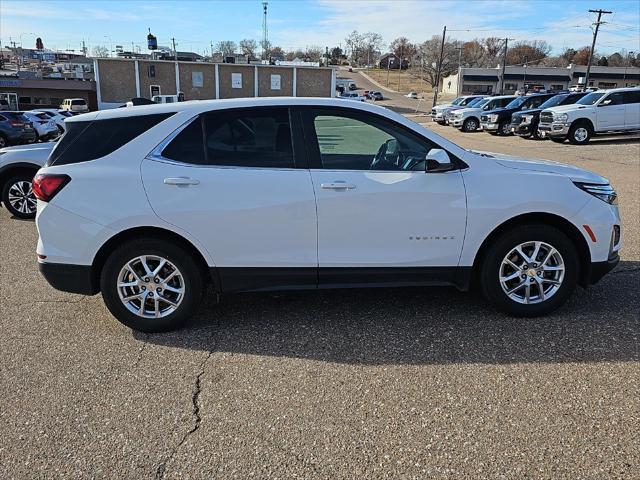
[480,94,556,136]
[510,92,587,139]
[0,112,36,148]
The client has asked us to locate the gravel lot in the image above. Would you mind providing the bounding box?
[0,98,638,478]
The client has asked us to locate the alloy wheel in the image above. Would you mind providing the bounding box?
[499,241,565,304]
[117,255,185,318]
[465,119,478,131]
[574,127,588,142]
[7,180,37,215]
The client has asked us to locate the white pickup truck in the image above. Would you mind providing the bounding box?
[538,87,640,144]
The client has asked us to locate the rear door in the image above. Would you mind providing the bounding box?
[141,107,318,292]
[300,106,467,286]
[596,92,626,130]
[624,90,640,129]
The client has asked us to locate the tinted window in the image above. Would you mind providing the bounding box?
[203,107,294,168]
[600,92,625,106]
[520,95,552,110]
[539,95,568,109]
[307,108,434,171]
[624,91,640,104]
[48,113,173,166]
[162,119,206,164]
[505,97,527,109]
[71,100,86,105]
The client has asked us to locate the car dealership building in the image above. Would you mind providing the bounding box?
[441,64,640,95]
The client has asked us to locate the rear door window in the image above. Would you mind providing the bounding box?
[48,113,174,166]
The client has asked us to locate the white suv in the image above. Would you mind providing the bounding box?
[539,88,640,144]
[34,98,622,332]
[431,96,485,124]
[450,96,517,132]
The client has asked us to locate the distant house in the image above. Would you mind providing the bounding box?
[377,53,409,70]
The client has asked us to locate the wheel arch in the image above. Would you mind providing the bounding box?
[91,226,218,292]
[570,117,594,131]
[0,162,41,192]
[472,212,591,287]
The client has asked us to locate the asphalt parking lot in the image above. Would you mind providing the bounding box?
[1,114,639,478]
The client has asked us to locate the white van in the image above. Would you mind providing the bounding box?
[59,98,89,112]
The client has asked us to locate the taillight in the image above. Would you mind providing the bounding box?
[9,121,24,127]
[32,174,70,202]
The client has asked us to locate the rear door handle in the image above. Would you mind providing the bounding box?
[164,177,200,186]
[321,182,356,190]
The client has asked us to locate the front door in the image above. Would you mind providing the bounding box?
[624,90,640,129]
[142,107,318,292]
[300,107,467,285]
[597,92,626,129]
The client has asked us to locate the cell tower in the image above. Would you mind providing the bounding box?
[262,1,268,59]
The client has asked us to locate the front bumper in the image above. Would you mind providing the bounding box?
[538,122,570,138]
[38,261,98,295]
[480,122,499,131]
[451,118,464,127]
[586,253,619,286]
[511,123,533,136]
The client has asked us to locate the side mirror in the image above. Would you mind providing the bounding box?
[425,148,455,173]
[599,98,612,106]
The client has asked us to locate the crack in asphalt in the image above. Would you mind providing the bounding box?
[154,331,217,479]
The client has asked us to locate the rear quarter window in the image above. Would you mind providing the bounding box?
[48,113,174,166]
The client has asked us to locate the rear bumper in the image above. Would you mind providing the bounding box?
[38,261,98,295]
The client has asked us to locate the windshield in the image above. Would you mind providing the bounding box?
[577,92,605,105]
[474,98,492,109]
[450,97,464,105]
[505,96,527,109]
[465,97,485,107]
[538,95,567,109]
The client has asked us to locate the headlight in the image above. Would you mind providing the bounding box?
[489,114,499,122]
[574,182,618,205]
[521,115,533,124]
[553,112,568,122]
[454,112,463,118]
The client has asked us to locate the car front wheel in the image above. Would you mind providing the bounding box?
[2,174,38,219]
[480,224,579,316]
[568,121,592,145]
[100,238,204,332]
[462,118,479,132]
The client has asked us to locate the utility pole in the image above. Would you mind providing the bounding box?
[397,44,403,92]
[210,41,214,61]
[386,55,391,85]
[522,55,528,92]
[623,50,634,85]
[499,37,513,94]
[456,46,463,96]
[10,39,20,71]
[171,37,177,61]
[584,9,612,90]
[432,26,446,107]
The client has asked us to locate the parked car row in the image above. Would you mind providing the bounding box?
[0,109,75,148]
[434,87,640,144]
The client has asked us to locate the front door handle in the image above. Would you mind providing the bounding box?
[164,177,200,186]
[321,182,356,190]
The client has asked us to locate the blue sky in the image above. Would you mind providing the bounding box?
[2,0,638,55]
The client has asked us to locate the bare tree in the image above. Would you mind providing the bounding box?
[216,40,237,57]
[239,39,258,59]
[389,37,417,65]
[345,30,365,65]
[363,32,383,65]
[506,40,552,65]
[414,36,458,87]
[92,45,110,58]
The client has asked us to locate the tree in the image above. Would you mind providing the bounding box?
[216,40,237,57]
[597,56,609,66]
[389,37,416,66]
[363,32,383,65]
[506,40,551,65]
[269,46,285,61]
[607,52,624,67]
[572,47,592,65]
[345,30,365,65]
[482,37,504,65]
[239,39,258,59]
[414,36,459,87]
[92,45,110,58]
[560,48,577,64]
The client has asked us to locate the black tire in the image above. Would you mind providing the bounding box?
[0,134,7,149]
[498,120,512,136]
[479,224,579,317]
[568,121,592,145]
[2,173,38,219]
[436,121,446,125]
[100,238,204,332]
[462,117,479,132]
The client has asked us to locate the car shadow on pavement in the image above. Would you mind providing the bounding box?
[138,261,639,366]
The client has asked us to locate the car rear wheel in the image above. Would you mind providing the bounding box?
[568,121,592,145]
[462,118,479,132]
[0,134,7,148]
[480,224,579,316]
[100,238,204,332]
[2,173,38,219]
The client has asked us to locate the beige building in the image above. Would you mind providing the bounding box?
[94,58,336,109]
